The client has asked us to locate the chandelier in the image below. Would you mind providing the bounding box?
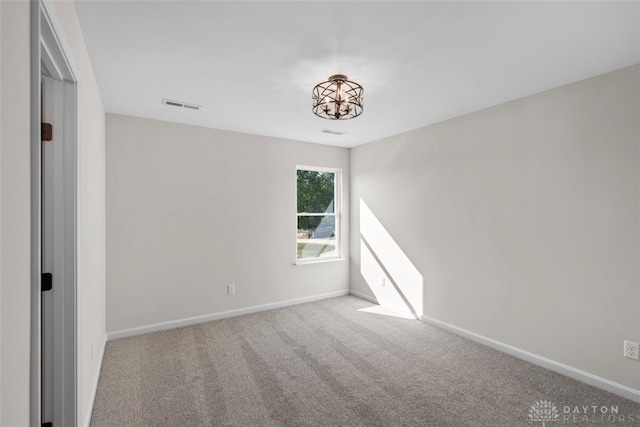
[312,74,364,120]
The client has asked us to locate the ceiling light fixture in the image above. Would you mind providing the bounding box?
[312,74,363,120]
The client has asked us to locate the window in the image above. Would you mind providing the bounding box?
[296,166,341,263]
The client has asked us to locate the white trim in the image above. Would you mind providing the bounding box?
[349,289,378,304]
[296,164,341,174]
[349,290,640,404]
[349,289,419,319]
[419,314,640,403]
[29,3,43,425]
[296,166,343,262]
[294,257,346,266]
[107,290,350,341]
[83,336,106,427]
[31,2,79,426]
[40,1,78,81]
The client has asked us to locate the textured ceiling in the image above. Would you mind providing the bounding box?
[75,1,640,148]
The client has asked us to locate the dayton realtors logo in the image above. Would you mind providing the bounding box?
[529,400,560,426]
[529,401,640,425]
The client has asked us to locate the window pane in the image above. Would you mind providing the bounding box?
[297,170,334,214]
[297,216,336,259]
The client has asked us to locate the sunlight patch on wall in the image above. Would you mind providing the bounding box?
[360,199,424,316]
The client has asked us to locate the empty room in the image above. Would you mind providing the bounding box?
[1,1,639,426]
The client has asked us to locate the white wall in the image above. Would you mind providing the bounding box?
[1,2,31,425]
[106,114,350,333]
[44,2,106,425]
[0,1,106,425]
[350,65,640,391]
[0,0,3,420]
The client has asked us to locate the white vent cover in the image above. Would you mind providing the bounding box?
[162,99,202,110]
[320,129,346,135]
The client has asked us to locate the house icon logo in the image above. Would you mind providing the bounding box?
[529,400,560,426]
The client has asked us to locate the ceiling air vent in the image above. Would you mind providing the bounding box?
[320,129,346,136]
[162,99,202,111]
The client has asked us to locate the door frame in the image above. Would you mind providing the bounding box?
[30,1,78,426]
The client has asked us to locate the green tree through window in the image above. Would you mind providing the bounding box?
[297,170,334,229]
[296,167,340,261]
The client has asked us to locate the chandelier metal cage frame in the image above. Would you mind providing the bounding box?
[312,74,364,120]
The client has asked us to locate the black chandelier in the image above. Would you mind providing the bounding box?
[312,74,364,120]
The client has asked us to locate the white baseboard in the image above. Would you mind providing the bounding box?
[349,289,380,304]
[107,289,350,341]
[349,289,420,319]
[349,290,640,404]
[84,334,107,427]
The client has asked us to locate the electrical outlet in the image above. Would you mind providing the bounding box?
[227,284,235,295]
[624,340,639,361]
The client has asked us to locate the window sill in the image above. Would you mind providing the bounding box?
[294,257,345,266]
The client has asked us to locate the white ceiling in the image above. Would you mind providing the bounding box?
[74,1,640,148]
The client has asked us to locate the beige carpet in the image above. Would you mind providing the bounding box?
[90,296,640,426]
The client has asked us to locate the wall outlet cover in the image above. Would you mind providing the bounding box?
[624,340,639,361]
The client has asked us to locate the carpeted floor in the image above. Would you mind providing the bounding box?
[90,296,640,426]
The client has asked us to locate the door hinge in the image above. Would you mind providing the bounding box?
[41,123,53,141]
[41,273,52,292]
[42,422,52,427]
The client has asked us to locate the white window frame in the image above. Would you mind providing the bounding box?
[296,165,342,264]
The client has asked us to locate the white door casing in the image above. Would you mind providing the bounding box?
[32,2,78,426]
